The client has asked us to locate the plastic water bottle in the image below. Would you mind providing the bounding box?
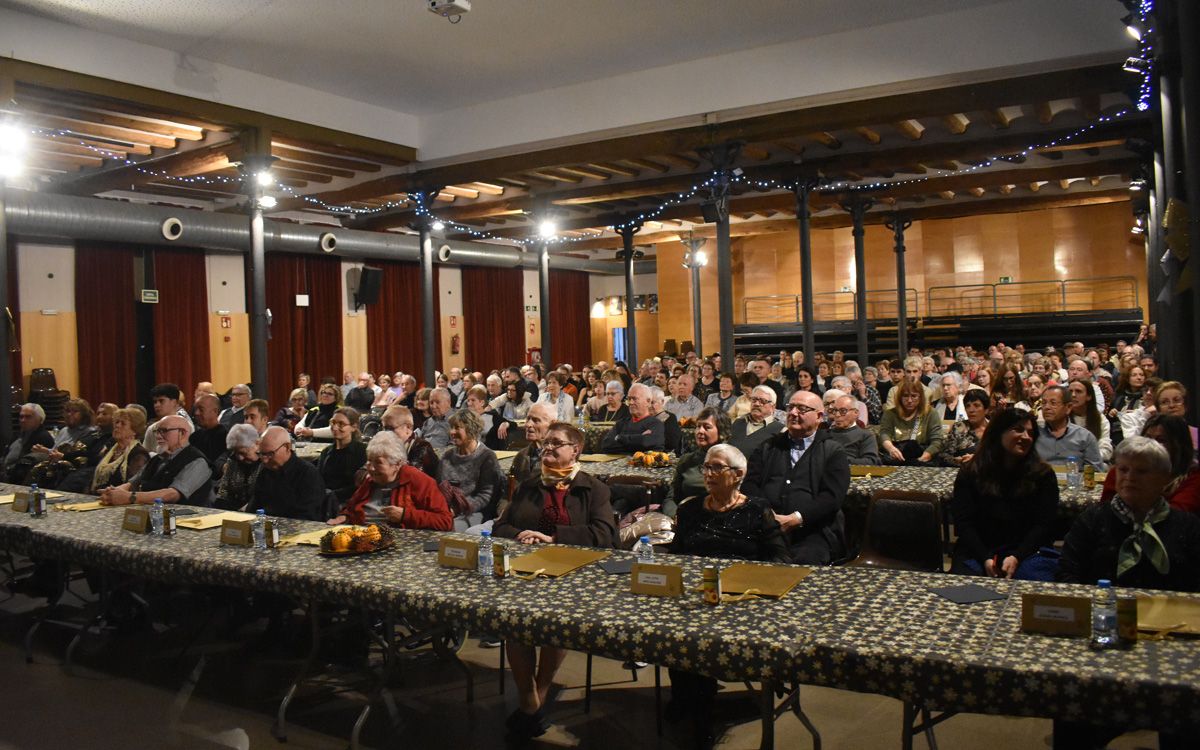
[253,509,268,549]
[29,483,45,517]
[634,535,654,563]
[150,498,165,535]
[478,530,493,576]
[1066,456,1082,489]
[1090,579,1117,650]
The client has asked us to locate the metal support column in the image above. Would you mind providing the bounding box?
[418,218,437,387]
[1154,2,1181,378]
[886,214,913,358]
[240,153,274,399]
[793,180,817,363]
[538,241,552,366]
[0,184,11,445]
[1175,0,1200,406]
[701,142,741,371]
[618,224,641,366]
[844,197,873,365]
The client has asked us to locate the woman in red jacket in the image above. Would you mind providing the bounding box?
[328,432,452,530]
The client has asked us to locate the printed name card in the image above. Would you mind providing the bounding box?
[438,537,479,570]
[220,519,253,547]
[122,507,151,534]
[630,562,684,597]
[11,490,31,513]
[1021,593,1090,636]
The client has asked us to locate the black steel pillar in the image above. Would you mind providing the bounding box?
[844,197,873,365]
[538,241,552,366]
[886,214,913,358]
[418,218,437,387]
[618,224,641,366]
[1154,2,1182,379]
[1175,0,1200,405]
[0,185,11,444]
[241,152,274,400]
[701,142,741,371]
[793,180,817,363]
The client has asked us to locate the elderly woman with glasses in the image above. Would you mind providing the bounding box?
[493,422,616,741]
[667,407,732,517]
[329,432,451,529]
[295,384,343,440]
[437,409,505,530]
[667,442,788,746]
[214,423,263,510]
[273,388,311,431]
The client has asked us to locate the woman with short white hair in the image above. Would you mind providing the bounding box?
[329,431,452,529]
[215,423,262,510]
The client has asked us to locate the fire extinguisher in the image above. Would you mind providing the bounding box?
[451,333,461,355]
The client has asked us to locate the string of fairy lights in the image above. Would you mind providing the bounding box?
[1,0,1158,247]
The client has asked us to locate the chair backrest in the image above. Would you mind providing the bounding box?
[29,368,57,394]
[606,475,667,516]
[861,490,943,572]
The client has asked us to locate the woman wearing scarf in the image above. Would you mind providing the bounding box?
[89,408,149,494]
[1059,436,1200,591]
[492,422,616,741]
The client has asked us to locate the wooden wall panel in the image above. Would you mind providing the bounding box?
[19,311,79,397]
[207,312,249,392]
[343,310,369,374]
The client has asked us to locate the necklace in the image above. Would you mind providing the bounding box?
[705,493,746,513]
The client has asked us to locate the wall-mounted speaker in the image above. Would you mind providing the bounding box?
[355,266,382,308]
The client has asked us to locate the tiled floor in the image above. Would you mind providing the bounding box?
[0,578,1160,750]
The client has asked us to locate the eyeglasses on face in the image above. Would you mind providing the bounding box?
[542,439,576,450]
[257,445,285,459]
[700,463,734,475]
[158,427,187,436]
[749,397,774,405]
[827,407,854,415]
[786,404,817,414]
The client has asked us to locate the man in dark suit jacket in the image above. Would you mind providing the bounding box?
[729,385,785,458]
[601,383,665,453]
[743,390,850,564]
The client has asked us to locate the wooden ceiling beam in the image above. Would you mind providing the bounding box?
[941,113,970,135]
[17,96,205,140]
[854,126,881,145]
[661,154,700,170]
[441,185,480,199]
[893,120,925,141]
[32,138,126,160]
[470,182,507,195]
[624,158,669,173]
[52,137,245,196]
[28,112,178,149]
[806,132,842,149]
[274,158,355,180]
[557,165,611,181]
[29,149,103,169]
[588,162,639,177]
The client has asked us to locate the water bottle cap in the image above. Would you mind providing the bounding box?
[30,484,38,490]
[1098,579,1112,588]
[154,497,163,505]
[256,508,266,516]
[639,535,650,543]
[480,530,491,538]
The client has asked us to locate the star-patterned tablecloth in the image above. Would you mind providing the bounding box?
[1,484,1198,732]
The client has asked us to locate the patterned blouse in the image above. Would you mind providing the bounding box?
[938,419,987,466]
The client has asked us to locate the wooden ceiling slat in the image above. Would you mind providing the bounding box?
[624,158,669,173]
[805,132,842,149]
[588,162,639,177]
[270,144,383,173]
[51,138,244,197]
[29,112,178,149]
[893,120,925,141]
[941,113,970,135]
[441,185,481,199]
[270,134,411,167]
[470,182,507,195]
[30,149,103,169]
[557,165,611,181]
[661,153,700,170]
[17,97,204,140]
[33,137,126,160]
[854,127,881,145]
[273,158,355,179]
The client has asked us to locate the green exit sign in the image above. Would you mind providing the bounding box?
[998,276,1013,284]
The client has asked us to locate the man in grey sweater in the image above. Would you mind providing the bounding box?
[825,394,880,465]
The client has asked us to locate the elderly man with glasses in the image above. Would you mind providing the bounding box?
[743,390,851,564]
[251,426,326,520]
[825,394,880,465]
[100,415,213,506]
[729,385,784,458]
[219,384,251,428]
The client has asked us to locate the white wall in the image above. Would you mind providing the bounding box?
[204,252,245,313]
[18,241,75,311]
[590,272,658,301]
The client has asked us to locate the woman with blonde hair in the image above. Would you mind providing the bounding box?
[878,379,944,465]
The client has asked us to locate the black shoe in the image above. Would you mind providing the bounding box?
[505,708,547,739]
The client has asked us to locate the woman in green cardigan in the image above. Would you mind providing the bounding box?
[878,378,945,465]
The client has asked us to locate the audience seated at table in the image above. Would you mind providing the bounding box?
[294,383,342,441]
[743,390,850,564]
[1035,385,1106,470]
[648,386,683,455]
[668,406,732,517]
[250,426,326,520]
[1059,435,1200,595]
[88,407,149,495]
[950,407,1059,580]
[599,383,665,453]
[591,379,630,422]
[664,373,704,421]
[728,385,784,459]
[937,389,990,466]
[878,379,944,466]
[380,405,439,479]
[214,423,262,511]
[27,398,102,489]
[438,408,504,531]
[317,407,368,514]
[329,432,451,530]
[272,388,310,432]
[825,394,880,465]
[101,414,212,506]
[492,422,616,742]
[418,387,453,451]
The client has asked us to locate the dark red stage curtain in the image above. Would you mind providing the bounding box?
[548,269,592,368]
[462,266,525,373]
[7,237,20,393]
[75,242,139,406]
[365,261,441,385]
[266,253,343,409]
[152,247,210,401]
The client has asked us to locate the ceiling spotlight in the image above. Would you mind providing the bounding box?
[258,195,277,209]
[538,220,557,238]
[1122,13,1146,41]
[695,250,708,267]
[431,220,445,232]
[0,122,29,154]
[256,170,274,187]
[1123,56,1151,74]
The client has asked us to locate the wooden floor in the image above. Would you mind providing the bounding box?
[0,581,1161,750]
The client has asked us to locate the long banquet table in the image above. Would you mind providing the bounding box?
[2,483,1197,745]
